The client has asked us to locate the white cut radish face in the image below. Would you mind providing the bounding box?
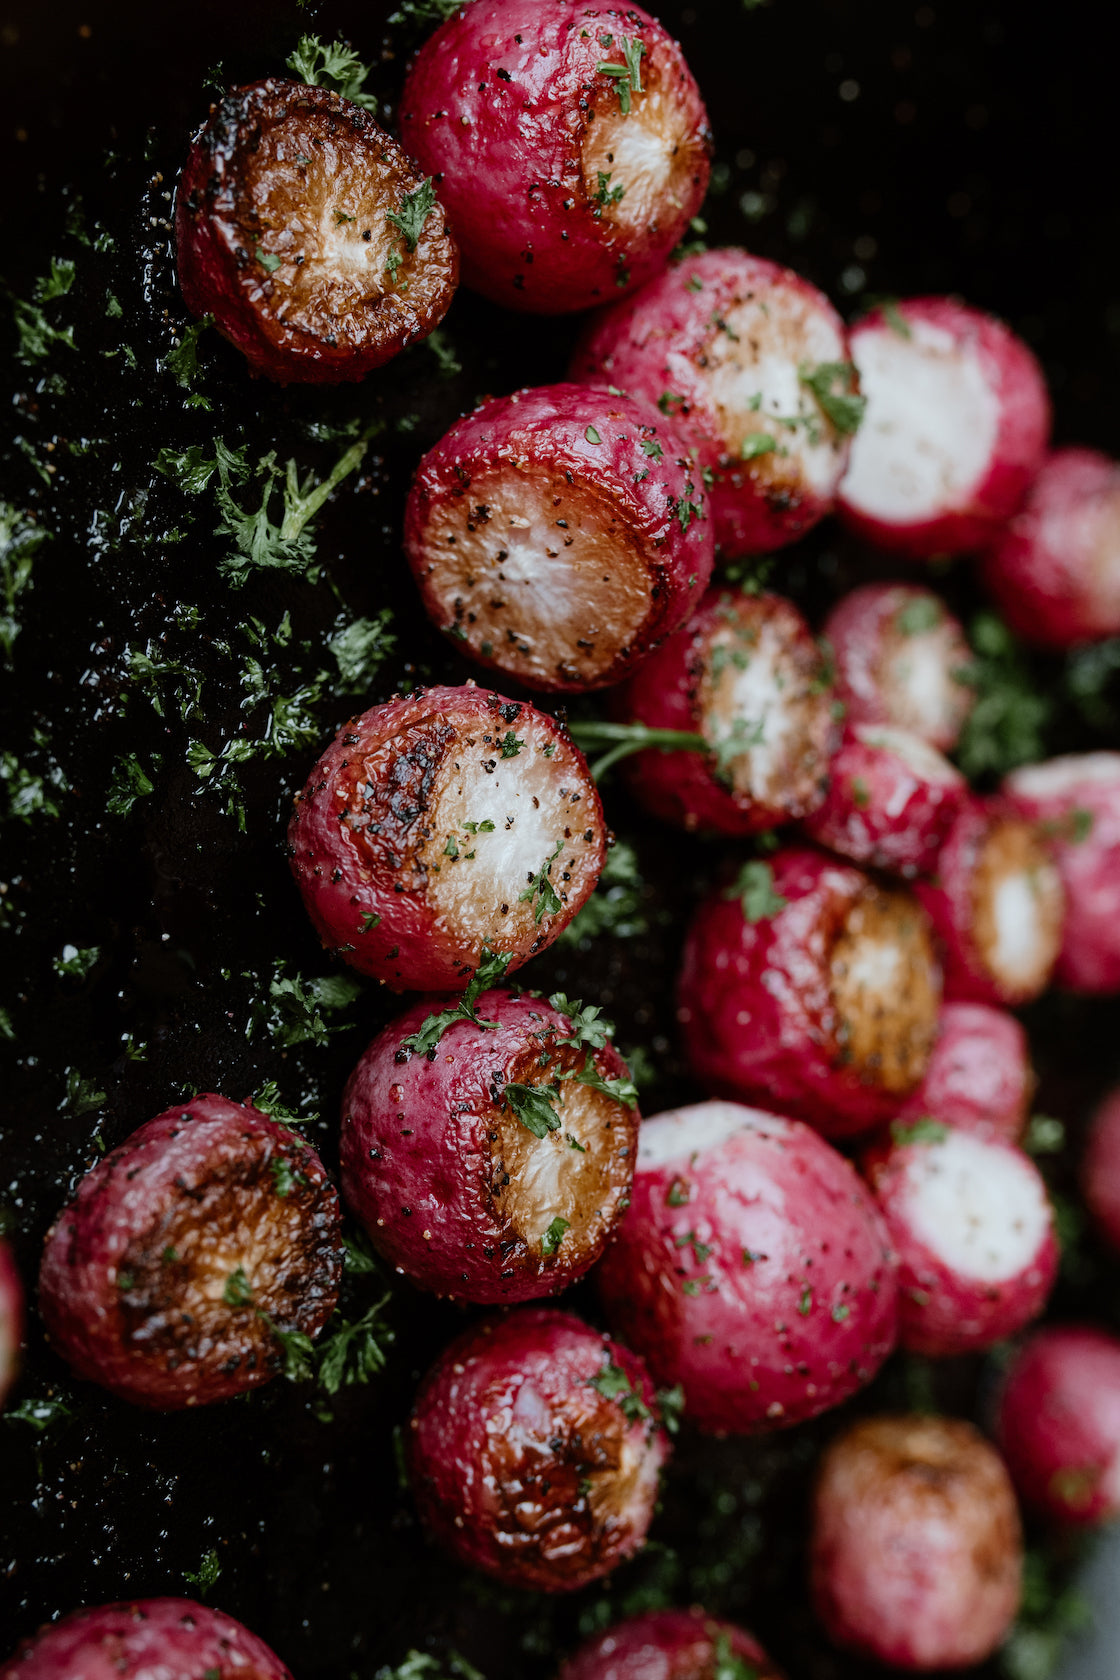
[830,887,940,1093]
[902,1131,1052,1282]
[856,726,964,789]
[971,819,1064,995]
[1044,480,1120,622]
[1008,752,1120,802]
[878,610,975,743]
[843,318,1001,523]
[636,1100,783,1170]
[581,62,708,242]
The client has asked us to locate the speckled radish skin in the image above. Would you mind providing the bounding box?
[823,583,975,753]
[802,725,966,877]
[559,1607,781,1680]
[837,298,1050,557]
[175,80,459,384]
[810,1415,1023,1671]
[340,989,637,1301]
[915,799,1064,1006]
[0,1236,23,1410]
[863,1124,1057,1356]
[597,1102,897,1434]
[1003,753,1120,993]
[615,587,839,834]
[574,249,855,555]
[996,1326,1120,1526]
[37,1096,343,1409]
[1081,1086,1120,1252]
[893,1001,1032,1142]
[407,1307,668,1591]
[0,1599,292,1680]
[399,0,710,314]
[678,848,940,1137]
[403,385,713,692]
[981,448,1120,647]
[288,685,606,990]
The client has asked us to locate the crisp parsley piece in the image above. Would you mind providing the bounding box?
[668,482,704,532]
[890,1117,950,1146]
[498,730,523,757]
[1,502,49,662]
[4,1397,72,1433]
[245,963,362,1049]
[222,1266,253,1306]
[386,180,438,252]
[372,1651,484,1680]
[107,753,159,818]
[399,949,513,1055]
[52,944,100,980]
[503,1081,562,1139]
[317,1293,394,1394]
[740,433,778,459]
[712,1632,761,1680]
[558,838,648,945]
[724,859,787,923]
[596,35,646,114]
[587,1359,651,1423]
[519,839,565,923]
[184,1550,221,1597]
[955,612,1052,779]
[541,1216,570,1255]
[286,34,378,112]
[329,610,396,696]
[569,1059,639,1109]
[798,360,866,435]
[551,995,613,1051]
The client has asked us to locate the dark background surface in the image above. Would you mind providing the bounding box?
[2,0,1119,1674]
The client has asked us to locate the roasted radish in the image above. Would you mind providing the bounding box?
[399,0,711,313]
[802,725,966,877]
[677,847,941,1137]
[823,583,975,753]
[559,1608,781,1680]
[176,79,459,383]
[0,1600,292,1680]
[596,1101,898,1433]
[996,1325,1120,1526]
[1081,1085,1120,1252]
[892,1001,1032,1142]
[837,297,1050,557]
[402,384,713,692]
[288,685,606,991]
[810,1415,1023,1671]
[0,1236,22,1410]
[407,1307,668,1592]
[38,1095,343,1409]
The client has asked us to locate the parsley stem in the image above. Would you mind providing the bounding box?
[566,720,708,780]
[280,437,369,543]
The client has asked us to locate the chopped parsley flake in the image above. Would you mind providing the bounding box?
[798,360,866,435]
[519,839,565,923]
[222,1266,253,1306]
[541,1216,570,1255]
[724,859,788,923]
[386,179,437,252]
[896,595,943,636]
[596,35,645,114]
[286,34,379,111]
[400,948,513,1054]
[585,425,602,444]
[498,730,523,757]
[587,1359,651,1422]
[890,1117,950,1146]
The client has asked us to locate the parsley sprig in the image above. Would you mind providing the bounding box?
[798,360,866,435]
[596,36,646,115]
[286,34,378,112]
[587,1358,652,1424]
[399,949,513,1055]
[387,180,438,253]
[519,840,565,923]
[724,859,787,923]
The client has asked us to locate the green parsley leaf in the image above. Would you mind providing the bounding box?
[724,859,787,923]
[373,1652,485,1680]
[286,34,378,111]
[881,300,913,339]
[955,612,1052,779]
[640,437,664,461]
[329,610,396,696]
[270,1156,304,1198]
[184,1549,221,1596]
[588,1359,652,1423]
[668,481,704,532]
[596,35,645,114]
[519,839,565,923]
[1024,1114,1066,1156]
[317,1292,394,1394]
[385,0,465,26]
[798,1285,813,1316]
[386,179,438,252]
[585,425,602,444]
[246,963,362,1049]
[656,1384,685,1434]
[713,1632,761,1680]
[568,1057,639,1110]
[498,730,523,757]
[558,838,649,945]
[4,1397,72,1433]
[222,1266,253,1306]
[8,259,77,364]
[503,1081,562,1139]
[831,1302,851,1323]
[1,502,49,663]
[740,432,778,459]
[798,360,866,435]
[400,948,512,1054]
[256,247,282,274]
[60,1067,105,1116]
[890,1117,950,1146]
[162,315,212,389]
[106,753,159,817]
[551,996,613,1051]
[541,1216,570,1255]
[896,595,943,636]
[666,1178,690,1207]
[52,944,100,980]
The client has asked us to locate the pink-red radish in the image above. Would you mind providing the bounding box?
[1081,1085,1120,1253]
[0,1236,22,1410]
[0,1600,291,1680]
[559,1608,781,1680]
[996,1325,1120,1526]
[823,583,975,753]
[892,1000,1032,1143]
[802,725,966,877]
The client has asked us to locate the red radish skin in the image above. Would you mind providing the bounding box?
[893,1001,1032,1143]
[915,799,1064,1007]
[1003,753,1120,993]
[678,847,941,1137]
[996,1326,1120,1526]
[1081,1086,1120,1252]
[288,685,606,991]
[0,1600,291,1680]
[0,1236,23,1409]
[597,1102,898,1434]
[802,725,966,878]
[176,81,458,383]
[407,1307,669,1592]
[837,297,1050,558]
[399,0,711,314]
[981,448,1120,647]
[573,248,857,555]
[559,1607,781,1680]
[403,384,714,692]
[810,1415,1023,1671]
[38,1095,343,1410]
[823,583,975,753]
[863,1122,1057,1356]
[615,587,839,835]
[340,989,638,1302]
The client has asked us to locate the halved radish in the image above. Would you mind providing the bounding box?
[560,1609,781,1680]
[996,1325,1120,1526]
[0,1600,292,1680]
[893,1001,1032,1143]
[823,583,975,752]
[802,725,966,877]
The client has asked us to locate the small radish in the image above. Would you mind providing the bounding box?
[892,1001,1032,1143]
[596,1101,898,1433]
[403,384,713,692]
[996,1325,1120,1526]
[1081,1085,1120,1252]
[573,248,859,555]
[837,297,1050,557]
[802,725,966,878]
[823,583,975,753]
[407,1307,669,1592]
[0,1236,22,1411]
[0,1600,291,1680]
[559,1608,781,1680]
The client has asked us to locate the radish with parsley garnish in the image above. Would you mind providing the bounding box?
[37,1095,343,1409]
[823,582,976,753]
[996,1325,1120,1527]
[572,248,860,555]
[340,990,638,1302]
[1002,753,1120,993]
[407,1307,669,1591]
[398,0,711,313]
[678,847,941,1137]
[611,586,839,834]
[288,685,606,991]
[863,1120,1057,1356]
[0,1600,293,1680]
[802,725,967,878]
[596,1101,898,1433]
[892,1001,1032,1143]
[402,384,713,692]
[0,1236,22,1410]
[837,297,1050,557]
[810,1415,1023,1671]
[1081,1086,1120,1252]
[560,1608,782,1680]
[175,76,458,383]
[915,798,1065,1006]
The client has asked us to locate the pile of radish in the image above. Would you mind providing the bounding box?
[7,0,1120,1677]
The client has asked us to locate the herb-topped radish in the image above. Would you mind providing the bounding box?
[678,847,941,1136]
[981,448,1120,646]
[403,384,713,692]
[614,587,839,834]
[560,1608,782,1680]
[893,1001,1032,1142]
[996,1326,1120,1526]
[574,248,860,554]
[38,1095,343,1409]
[823,583,975,753]
[915,798,1065,1006]
[399,0,711,313]
[1082,1086,1120,1252]
[407,1307,669,1592]
[837,297,1050,557]
[0,1236,22,1410]
[802,725,966,877]
[863,1121,1057,1355]
[341,990,637,1302]
[0,1600,292,1680]
[810,1416,1023,1671]
[176,79,458,383]
[597,1102,898,1433]
[289,685,606,991]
